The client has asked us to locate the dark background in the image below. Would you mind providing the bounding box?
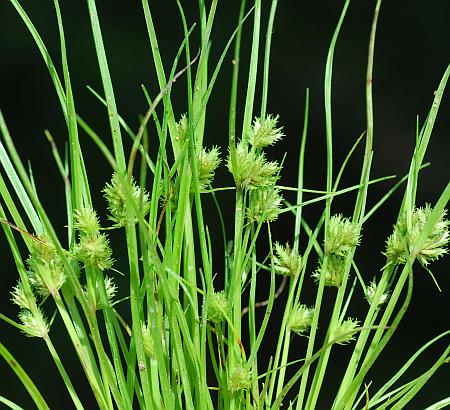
[1,1,449,408]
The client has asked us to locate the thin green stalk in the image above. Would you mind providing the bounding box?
[296,4,350,408]
[43,336,84,410]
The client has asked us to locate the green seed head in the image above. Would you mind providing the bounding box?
[74,233,114,271]
[247,187,283,223]
[205,291,229,324]
[273,242,302,277]
[196,146,221,191]
[248,114,284,149]
[19,308,49,338]
[333,317,359,345]
[228,141,280,189]
[228,365,252,393]
[103,173,150,227]
[289,304,314,336]
[326,214,361,257]
[312,255,346,288]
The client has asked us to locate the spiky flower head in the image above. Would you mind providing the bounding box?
[205,291,229,324]
[326,214,361,257]
[228,365,252,393]
[174,114,189,142]
[11,282,35,310]
[385,204,449,266]
[195,146,221,191]
[365,280,389,308]
[73,233,114,271]
[84,276,117,310]
[103,173,151,227]
[333,317,359,345]
[27,237,65,296]
[312,255,346,288]
[273,242,302,277]
[289,304,314,336]
[74,207,101,236]
[19,308,49,338]
[248,114,284,149]
[227,141,280,189]
[141,323,155,358]
[247,187,283,223]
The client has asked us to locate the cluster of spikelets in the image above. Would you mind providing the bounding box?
[10,173,151,336]
[174,114,222,192]
[385,204,449,267]
[228,114,285,223]
[10,238,64,338]
[313,214,361,288]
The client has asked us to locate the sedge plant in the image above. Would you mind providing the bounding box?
[0,1,449,409]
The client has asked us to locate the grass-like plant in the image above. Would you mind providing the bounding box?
[1,1,449,409]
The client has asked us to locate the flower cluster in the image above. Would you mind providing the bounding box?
[248,114,284,149]
[73,207,114,271]
[289,304,314,336]
[273,242,302,277]
[174,114,189,143]
[247,187,283,223]
[26,237,66,297]
[195,146,221,191]
[10,235,67,337]
[228,365,252,393]
[385,204,449,266]
[313,215,361,287]
[103,173,151,227]
[205,290,229,324]
[332,317,359,345]
[365,279,389,308]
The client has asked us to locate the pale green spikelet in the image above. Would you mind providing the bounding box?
[196,146,221,191]
[205,291,229,324]
[74,233,114,271]
[228,365,252,393]
[19,308,49,338]
[385,204,449,266]
[84,276,117,310]
[289,304,314,336]
[227,141,280,189]
[333,317,359,345]
[326,214,361,256]
[247,187,283,223]
[74,207,101,236]
[11,282,35,310]
[174,113,189,143]
[312,255,346,288]
[103,173,151,227]
[273,242,302,277]
[27,237,66,297]
[365,280,389,308]
[248,114,284,149]
[141,323,155,358]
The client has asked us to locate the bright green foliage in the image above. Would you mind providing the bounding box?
[0,1,449,410]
